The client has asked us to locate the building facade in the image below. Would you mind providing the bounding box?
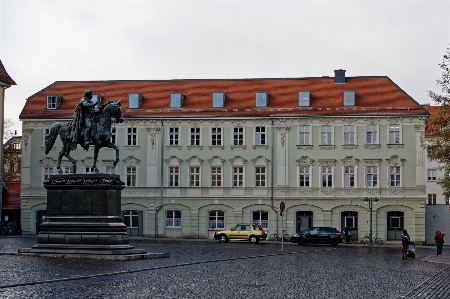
[2,136,22,226]
[19,70,429,243]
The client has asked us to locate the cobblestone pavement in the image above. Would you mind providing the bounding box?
[0,236,449,299]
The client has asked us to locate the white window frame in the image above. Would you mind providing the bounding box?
[298,125,311,145]
[255,92,268,107]
[169,166,180,187]
[255,126,266,146]
[233,127,244,146]
[321,166,333,187]
[125,166,137,187]
[388,124,401,144]
[189,166,200,187]
[110,127,116,144]
[212,92,225,108]
[166,210,182,227]
[46,95,59,109]
[232,166,244,187]
[366,166,378,188]
[343,166,355,188]
[169,127,179,146]
[43,128,50,147]
[298,166,311,188]
[208,210,225,229]
[190,127,201,146]
[170,93,183,108]
[428,194,437,205]
[128,93,142,109]
[252,210,269,229]
[366,124,378,144]
[105,166,115,174]
[211,166,222,187]
[389,166,401,187]
[84,166,95,174]
[63,166,74,174]
[126,127,138,146]
[298,91,310,107]
[255,166,266,187]
[123,210,139,228]
[43,167,54,181]
[211,127,222,146]
[343,125,356,145]
[320,125,333,145]
[428,169,437,181]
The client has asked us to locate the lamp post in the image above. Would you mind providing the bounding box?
[364,197,378,247]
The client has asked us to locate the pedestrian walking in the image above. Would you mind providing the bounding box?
[401,229,410,260]
[344,225,351,244]
[434,230,446,256]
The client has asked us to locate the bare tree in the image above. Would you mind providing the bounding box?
[3,118,16,142]
[426,46,450,195]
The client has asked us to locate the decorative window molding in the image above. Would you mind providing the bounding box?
[229,156,246,188]
[123,156,141,167]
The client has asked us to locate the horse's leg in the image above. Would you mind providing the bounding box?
[107,141,120,166]
[64,150,77,174]
[93,144,100,173]
[57,147,65,174]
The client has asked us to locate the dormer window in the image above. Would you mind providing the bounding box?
[255,92,268,107]
[91,94,103,105]
[298,91,311,107]
[128,93,142,109]
[212,92,225,108]
[46,94,61,109]
[170,93,183,108]
[343,90,356,106]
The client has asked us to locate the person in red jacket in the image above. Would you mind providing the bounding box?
[435,230,446,256]
[401,229,410,260]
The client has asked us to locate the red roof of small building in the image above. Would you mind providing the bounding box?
[19,76,428,119]
[2,181,20,209]
[0,60,16,86]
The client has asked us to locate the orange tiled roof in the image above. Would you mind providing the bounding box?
[0,60,16,86]
[2,181,20,209]
[20,76,428,119]
[424,105,444,136]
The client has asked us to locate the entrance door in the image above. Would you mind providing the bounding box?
[122,210,143,236]
[341,211,358,239]
[387,211,404,240]
[296,211,313,233]
[35,210,46,234]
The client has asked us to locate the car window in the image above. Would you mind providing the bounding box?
[301,228,311,234]
[320,228,334,234]
[309,228,320,234]
[252,225,260,230]
[242,225,250,231]
[231,225,239,231]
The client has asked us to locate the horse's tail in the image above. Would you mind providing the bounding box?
[45,122,62,155]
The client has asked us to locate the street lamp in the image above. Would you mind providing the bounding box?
[364,197,379,247]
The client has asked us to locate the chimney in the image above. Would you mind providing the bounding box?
[334,69,346,84]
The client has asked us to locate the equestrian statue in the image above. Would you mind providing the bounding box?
[45,90,124,174]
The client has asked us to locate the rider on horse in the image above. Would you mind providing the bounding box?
[71,90,98,149]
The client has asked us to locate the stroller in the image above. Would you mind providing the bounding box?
[405,242,415,259]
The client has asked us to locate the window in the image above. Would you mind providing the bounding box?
[111,127,116,144]
[366,166,378,187]
[189,166,200,187]
[389,125,401,144]
[43,167,53,180]
[128,93,142,109]
[298,91,310,107]
[252,210,268,229]
[12,142,21,150]
[209,210,225,229]
[169,166,179,187]
[190,127,201,146]
[255,126,266,145]
[123,210,139,228]
[389,166,401,187]
[63,166,74,174]
[428,194,437,205]
[169,127,179,146]
[255,92,268,107]
[299,166,310,187]
[46,95,59,109]
[91,94,102,105]
[211,167,222,187]
[233,166,243,187]
[428,169,437,181]
[170,93,183,108]
[343,125,355,145]
[255,166,266,187]
[126,166,137,186]
[344,166,355,187]
[105,166,115,174]
[166,210,181,227]
[366,125,377,144]
[321,166,333,187]
[298,125,310,145]
[212,92,225,108]
[343,90,356,106]
[84,167,95,173]
[321,125,332,145]
[211,127,222,146]
[44,128,50,146]
[233,127,244,146]
[127,128,137,146]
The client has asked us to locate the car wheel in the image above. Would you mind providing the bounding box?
[330,239,338,246]
[249,235,259,244]
[298,238,306,245]
[219,234,229,243]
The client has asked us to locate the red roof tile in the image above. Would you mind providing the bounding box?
[20,76,428,119]
[0,60,16,86]
[2,181,20,209]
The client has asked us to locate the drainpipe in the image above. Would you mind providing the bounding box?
[155,117,164,237]
[270,116,278,234]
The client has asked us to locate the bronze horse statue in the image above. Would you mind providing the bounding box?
[45,101,124,174]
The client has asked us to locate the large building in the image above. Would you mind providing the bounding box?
[19,70,429,243]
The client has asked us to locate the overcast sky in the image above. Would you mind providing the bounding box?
[1,0,450,136]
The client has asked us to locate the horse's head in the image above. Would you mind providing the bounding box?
[109,101,124,123]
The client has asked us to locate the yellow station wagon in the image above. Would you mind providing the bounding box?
[213,224,267,244]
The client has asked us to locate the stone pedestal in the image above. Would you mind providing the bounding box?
[19,174,168,260]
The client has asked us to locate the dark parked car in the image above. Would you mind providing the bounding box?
[290,227,342,246]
